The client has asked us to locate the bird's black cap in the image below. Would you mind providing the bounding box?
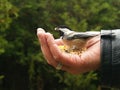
[55,25,72,31]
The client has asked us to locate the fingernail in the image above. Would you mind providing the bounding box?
[46,32,53,36]
[37,28,45,32]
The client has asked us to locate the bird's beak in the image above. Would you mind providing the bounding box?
[55,27,59,31]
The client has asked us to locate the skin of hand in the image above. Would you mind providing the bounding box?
[37,28,100,74]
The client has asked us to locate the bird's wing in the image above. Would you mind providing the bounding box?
[66,31,100,40]
[66,31,115,40]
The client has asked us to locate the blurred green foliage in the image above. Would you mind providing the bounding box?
[0,0,120,90]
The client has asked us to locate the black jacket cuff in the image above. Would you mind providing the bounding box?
[100,30,120,88]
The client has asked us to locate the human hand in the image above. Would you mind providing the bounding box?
[37,28,100,74]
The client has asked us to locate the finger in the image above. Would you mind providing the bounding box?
[37,28,47,45]
[37,28,46,36]
[41,37,58,68]
[55,39,64,45]
[37,28,58,68]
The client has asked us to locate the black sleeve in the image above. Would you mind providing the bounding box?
[100,29,120,88]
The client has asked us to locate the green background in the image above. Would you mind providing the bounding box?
[0,0,120,90]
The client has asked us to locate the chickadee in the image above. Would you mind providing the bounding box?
[55,25,114,53]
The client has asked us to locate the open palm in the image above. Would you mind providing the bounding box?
[37,28,100,74]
